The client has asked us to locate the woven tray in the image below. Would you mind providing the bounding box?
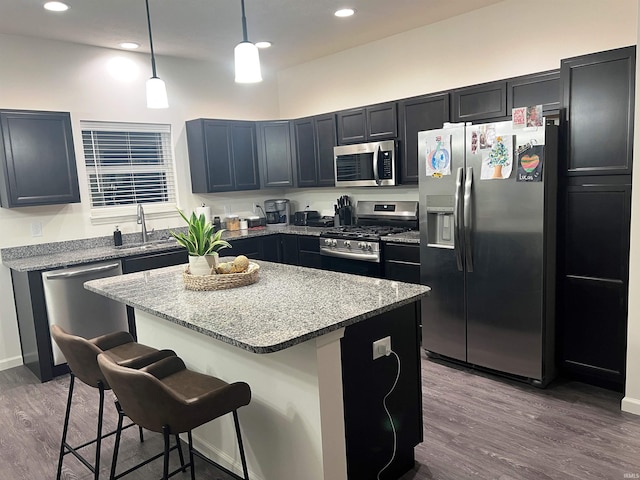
[183,262,260,291]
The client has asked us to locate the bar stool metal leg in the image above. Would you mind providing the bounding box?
[56,373,76,480]
[233,410,250,480]
[188,431,196,480]
[94,382,105,480]
[162,426,171,480]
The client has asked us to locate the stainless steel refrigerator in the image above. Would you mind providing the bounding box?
[418,120,557,386]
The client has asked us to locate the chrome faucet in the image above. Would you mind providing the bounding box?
[136,204,149,243]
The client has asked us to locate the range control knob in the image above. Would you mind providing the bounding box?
[344,241,351,248]
[331,239,338,247]
[358,242,366,249]
[324,238,332,246]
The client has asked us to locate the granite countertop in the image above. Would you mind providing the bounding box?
[1,226,325,272]
[84,259,430,354]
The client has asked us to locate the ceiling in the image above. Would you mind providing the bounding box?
[0,0,505,70]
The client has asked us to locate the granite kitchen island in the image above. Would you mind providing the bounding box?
[85,259,430,480]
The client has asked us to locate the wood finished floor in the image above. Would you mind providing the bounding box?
[2,352,640,479]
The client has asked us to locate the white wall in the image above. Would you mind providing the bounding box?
[0,34,281,370]
[622,4,640,415]
[278,0,638,117]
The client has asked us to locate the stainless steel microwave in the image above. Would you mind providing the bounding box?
[334,140,397,187]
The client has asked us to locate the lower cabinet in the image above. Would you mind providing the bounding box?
[383,242,420,284]
[557,178,631,390]
[298,235,321,269]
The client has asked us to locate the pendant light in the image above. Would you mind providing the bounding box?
[144,0,168,108]
[234,0,262,83]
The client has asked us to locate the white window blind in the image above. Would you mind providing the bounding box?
[81,121,176,213]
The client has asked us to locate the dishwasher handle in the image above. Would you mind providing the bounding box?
[45,263,121,279]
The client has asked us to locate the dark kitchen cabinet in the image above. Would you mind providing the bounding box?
[280,234,300,265]
[186,119,260,193]
[451,80,507,123]
[383,242,420,284]
[507,70,560,114]
[257,120,297,188]
[557,46,635,390]
[0,109,80,208]
[558,180,631,389]
[398,93,450,184]
[228,237,262,259]
[336,102,398,145]
[561,46,635,176]
[260,234,281,263]
[298,235,321,269]
[294,113,337,187]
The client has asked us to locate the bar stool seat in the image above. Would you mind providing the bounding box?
[50,324,178,480]
[98,353,252,480]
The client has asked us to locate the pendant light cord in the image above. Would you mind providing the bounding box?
[240,0,249,42]
[145,0,158,78]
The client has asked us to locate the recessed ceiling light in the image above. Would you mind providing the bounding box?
[119,42,140,50]
[255,41,272,49]
[334,8,355,18]
[44,2,69,12]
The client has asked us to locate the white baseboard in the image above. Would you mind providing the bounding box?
[191,432,262,480]
[0,355,23,372]
[621,396,640,416]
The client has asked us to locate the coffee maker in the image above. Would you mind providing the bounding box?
[264,199,290,227]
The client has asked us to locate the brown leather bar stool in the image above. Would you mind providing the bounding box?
[97,353,252,480]
[50,324,179,480]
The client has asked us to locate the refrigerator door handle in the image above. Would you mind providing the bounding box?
[453,167,464,271]
[464,166,474,272]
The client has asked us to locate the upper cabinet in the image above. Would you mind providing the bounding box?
[561,46,635,176]
[507,70,560,114]
[398,93,450,184]
[451,80,507,123]
[0,109,80,208]
[256,120,297,188]
[336,102,398,144]
[186,119,260,193]
[294,113,337,188]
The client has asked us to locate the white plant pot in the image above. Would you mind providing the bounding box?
[188,253,218,276]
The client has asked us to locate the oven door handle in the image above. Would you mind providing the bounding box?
[320,248,380,263]
[373,146,381,185]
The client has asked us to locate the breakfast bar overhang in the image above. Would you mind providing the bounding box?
[85,259,430,480]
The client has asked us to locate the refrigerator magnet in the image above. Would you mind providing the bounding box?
[517,145,544,182]
[425,134,452,177]
[480,135,513,180]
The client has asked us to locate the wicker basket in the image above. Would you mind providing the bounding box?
[182,262,260,291]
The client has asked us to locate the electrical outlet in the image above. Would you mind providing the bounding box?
[31,222,42,237]
[372,336,391,360]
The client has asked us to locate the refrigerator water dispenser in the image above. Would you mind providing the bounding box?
[425,195,455,248]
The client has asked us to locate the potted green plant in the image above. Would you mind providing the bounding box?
[170,209,231,275]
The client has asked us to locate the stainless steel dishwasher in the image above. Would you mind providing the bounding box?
[42,260,128,366]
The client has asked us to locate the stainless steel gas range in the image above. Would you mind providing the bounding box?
[320,200,418,276]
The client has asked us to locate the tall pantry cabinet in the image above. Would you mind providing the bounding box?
[558,45,635,390]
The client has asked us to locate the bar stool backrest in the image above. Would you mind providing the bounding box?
[50,324,109,389]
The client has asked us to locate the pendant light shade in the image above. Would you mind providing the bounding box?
[235,0,262,83]
[234,41,262,83]
[144,0,168,108]
[146,77,169,108]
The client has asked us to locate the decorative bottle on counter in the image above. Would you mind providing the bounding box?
[113,226,122,246]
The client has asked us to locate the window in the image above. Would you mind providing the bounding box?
[81,121,176,218]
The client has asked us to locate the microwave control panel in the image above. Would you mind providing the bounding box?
[380,150,393,179]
